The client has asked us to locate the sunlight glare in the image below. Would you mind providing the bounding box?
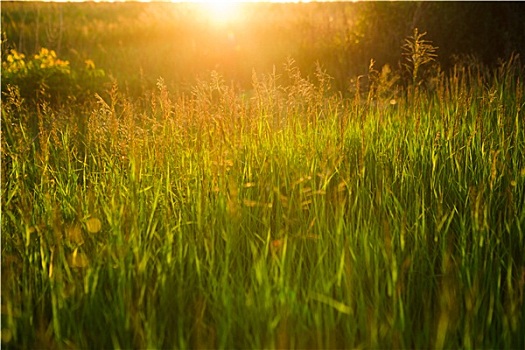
[194,1,241,25]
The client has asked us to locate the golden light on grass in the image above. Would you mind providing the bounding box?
[242,199,273,208]
[86,217,102,233]
[65,223,84,246]
[1,329,13,344]
[68,248,89,268]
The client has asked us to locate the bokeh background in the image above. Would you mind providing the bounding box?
[3,1,525,93]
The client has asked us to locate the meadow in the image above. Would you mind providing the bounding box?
[1,2,525,349]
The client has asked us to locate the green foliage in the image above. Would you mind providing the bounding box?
[2,54,524,349]
[1,4,525,350]
[1,47,105,105]
[2,2,523,95]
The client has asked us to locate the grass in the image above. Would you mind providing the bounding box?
[2,5,525,350]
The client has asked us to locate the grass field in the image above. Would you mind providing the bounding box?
[1,2,525,349]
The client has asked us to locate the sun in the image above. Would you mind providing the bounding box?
[195,1,242,25]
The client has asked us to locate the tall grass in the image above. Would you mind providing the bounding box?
[2,51,525,349]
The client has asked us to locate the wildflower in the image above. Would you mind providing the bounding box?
[85,59,96,70]
[4,50,26,73]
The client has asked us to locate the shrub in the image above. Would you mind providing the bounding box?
[1,47,105,105]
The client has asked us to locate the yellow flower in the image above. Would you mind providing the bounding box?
[9,49,25,61]
[35,47,50,59]
[85,59,95,70]
[4,50,26,72]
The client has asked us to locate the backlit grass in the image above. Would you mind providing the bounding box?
[1,2,525,347]
[2,53,524,348]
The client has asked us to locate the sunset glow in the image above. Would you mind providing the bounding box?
[3,0,525,348]
[195,1,241,25]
